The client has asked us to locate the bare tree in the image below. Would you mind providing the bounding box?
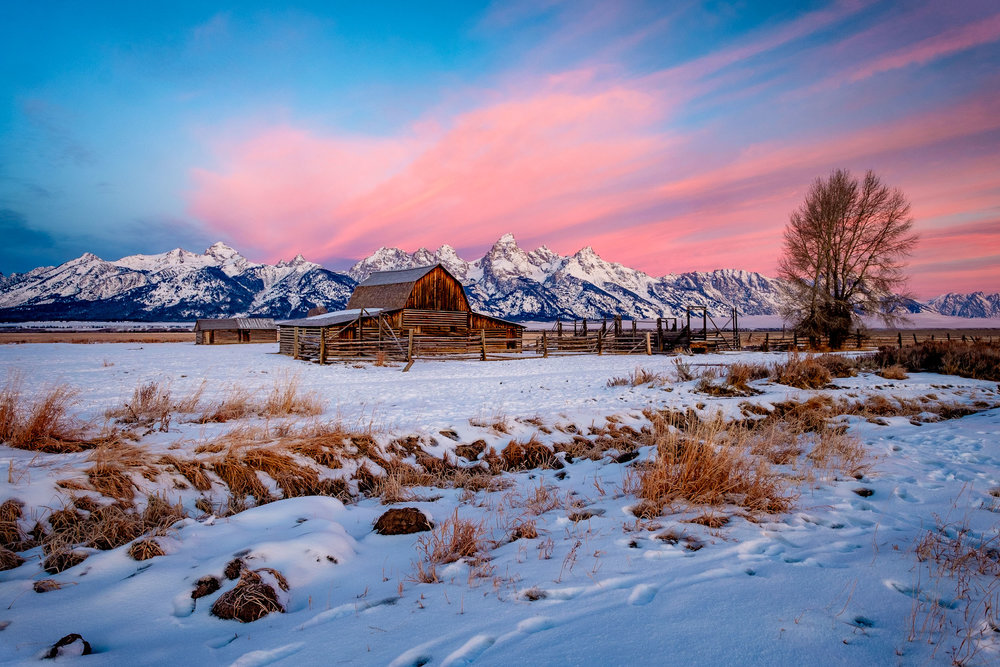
[778,169,917,349]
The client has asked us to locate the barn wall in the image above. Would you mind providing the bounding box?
[247,329,277,343]
[405,266,470,312]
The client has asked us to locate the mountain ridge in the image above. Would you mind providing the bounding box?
[0,236,996,321]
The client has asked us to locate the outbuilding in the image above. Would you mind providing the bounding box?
[194,318,277,345]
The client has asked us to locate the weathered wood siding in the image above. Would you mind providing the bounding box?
[197,328,276,345]
[405,266,470,312]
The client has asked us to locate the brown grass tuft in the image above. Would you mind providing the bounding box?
[638,418,793,515]
[159,455,212,491]
[879,364,909,380]
[128,538,165,561]
[0,376,87,452]
[211,568,287,622]
[0,499,27,551]
[772,353,832,389]
[0,546,25,571]
[412,510,489,583]
[498,438,560,472]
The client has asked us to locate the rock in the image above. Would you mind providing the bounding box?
[192,575,221,599]
[373,508,433,535]
[44,633,91,659]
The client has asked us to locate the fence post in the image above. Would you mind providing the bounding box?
[898,332,903,348]
[542,331,548,358]
[481,330,487,361]
[632,319,637,336]
[319,330,326,364]
[407,330,414,362]
[557,320,563,338]
[793,331,798,349]
[912,333,918,345]
[645,331,651,355]
[597,331,603,355]
[293,327,300,360]
[763,332,769,352]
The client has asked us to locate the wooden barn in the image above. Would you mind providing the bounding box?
[278,264,523,362]
[194,318,277,345]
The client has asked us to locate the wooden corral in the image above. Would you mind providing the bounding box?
[194,318,276,345]
[279,265,524,364]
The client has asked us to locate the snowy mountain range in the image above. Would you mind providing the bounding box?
[0,235,996,322]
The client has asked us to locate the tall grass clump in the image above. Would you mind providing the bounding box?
[637,416,793,516]
[771,353,832,389]
[0,375,85,452]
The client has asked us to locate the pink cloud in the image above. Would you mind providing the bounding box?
[847,12,1000,82]
[189,81,673,263]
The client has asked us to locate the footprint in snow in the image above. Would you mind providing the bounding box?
[230,642,304,667]
[627,584,657,606]
[441,634,496,666]
[885,580,958,609]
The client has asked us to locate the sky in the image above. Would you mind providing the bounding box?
[1,1,998,298]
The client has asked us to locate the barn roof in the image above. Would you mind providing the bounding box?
[278,308,384,328]
[347,264,445,310]
[359,265,437,286]
[194,318,275,331]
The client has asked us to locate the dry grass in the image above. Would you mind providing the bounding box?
[159,455,212,491]
[211,568,287,622]
[198,385,256,423]
[874,340,1000,381]
[0,546,25,571]
[0,375,87,452]
[726,362,770,390]
[412,510,489,583]
[607,367,665,388]
[637,416,794,516]
[909,513,1000,665]
[498,438,560,471]
[771,353,832,389]
[128,538,165,561]
[212,452,274,505]
[42,495,186,560]
[879,364,909,380]
[0,499,28,551]
[672,358,695,382]
[261,373,323,418]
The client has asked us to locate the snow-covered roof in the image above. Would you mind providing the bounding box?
[278,308,383,328]
[356,265,437,287]
[193,318,275,331]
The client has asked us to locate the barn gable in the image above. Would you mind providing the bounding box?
[347,264,470,312]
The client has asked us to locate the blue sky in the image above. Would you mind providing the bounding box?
[2,1,998,296]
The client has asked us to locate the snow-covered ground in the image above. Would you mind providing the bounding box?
[1,343,998,665]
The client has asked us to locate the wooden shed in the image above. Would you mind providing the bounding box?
[194,318,277,345]
[278,264,523,361]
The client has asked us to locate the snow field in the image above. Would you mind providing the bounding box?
[0,342,998,665]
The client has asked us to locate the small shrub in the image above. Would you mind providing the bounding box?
[673,358,695,382]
